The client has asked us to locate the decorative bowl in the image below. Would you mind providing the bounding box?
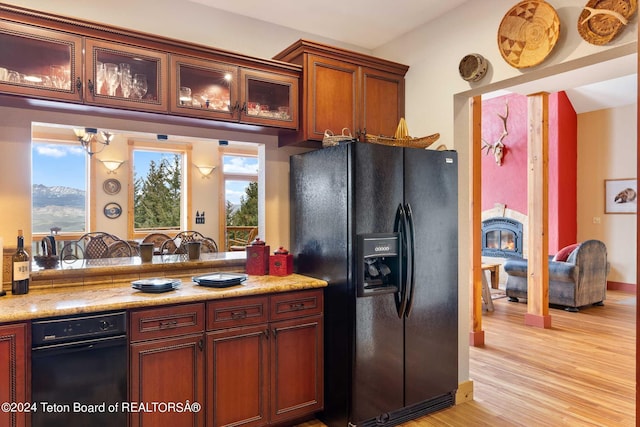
[34,255,59,269]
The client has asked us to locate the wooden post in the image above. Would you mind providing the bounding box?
[469,96,485,346]
[525,92,552,328]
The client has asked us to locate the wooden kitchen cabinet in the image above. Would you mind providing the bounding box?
[0,18,168,113]
[206,324,269,427]
[84,39,168,113]
[0,4,300,131]
[0,19,83,103]
[274,39,408,144]
[269,290,324,423]
[170,55,238,122]
[238,68,298,129]
[206,296,269,427]
[170,55,298,129]
[207,290,323,426]
[0,323,28,427]
[129,303,205,427]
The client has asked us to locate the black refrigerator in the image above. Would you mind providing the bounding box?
[290,142,458,427]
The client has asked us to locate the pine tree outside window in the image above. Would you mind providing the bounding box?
[220,149,259,250]
[129,141,191,238]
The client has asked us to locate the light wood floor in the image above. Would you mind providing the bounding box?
[299,290,636,426]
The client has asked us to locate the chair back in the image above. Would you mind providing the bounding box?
[61,232,133,260]
[160,231,218,254]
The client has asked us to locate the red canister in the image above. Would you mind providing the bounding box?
[269,246,293,276]
[246,238,270,275]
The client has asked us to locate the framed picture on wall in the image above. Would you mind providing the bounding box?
[605,178,637,214]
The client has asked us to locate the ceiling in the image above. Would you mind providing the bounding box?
[187,0,637,114]
[187,0,470,50]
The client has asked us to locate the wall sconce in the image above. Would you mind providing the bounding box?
[73,127,115,156]
[196,165,216,179]
[99,159,124,174]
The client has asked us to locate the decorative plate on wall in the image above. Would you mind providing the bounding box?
[497,0,560,68]
[103,178,121,195]
[104,202,122,219]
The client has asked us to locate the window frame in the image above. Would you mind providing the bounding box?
[218,147,260,251]
[31,137,91,246]
[128,139,192,240]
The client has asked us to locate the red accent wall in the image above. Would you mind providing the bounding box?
[550,92,578,250]
[481,92,577,254]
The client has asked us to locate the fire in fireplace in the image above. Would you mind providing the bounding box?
[481,217,523,258]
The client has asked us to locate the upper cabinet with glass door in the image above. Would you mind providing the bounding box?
[0,20,83,103]
[239,69,298,129]
[171,55,298,129]
[169,55,238,121]
[84,39,168,113]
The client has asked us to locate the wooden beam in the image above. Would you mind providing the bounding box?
[525,92,551,328]
[469,96,485,346]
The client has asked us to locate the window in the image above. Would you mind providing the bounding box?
[129,141,191,238]
[221,149,259,250]
[31,141,87,235]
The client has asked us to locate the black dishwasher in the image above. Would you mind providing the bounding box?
[31,311,127,427]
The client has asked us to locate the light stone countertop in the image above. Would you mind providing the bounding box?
[0,272,328,323]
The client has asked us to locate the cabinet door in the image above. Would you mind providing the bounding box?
[0,20,83,103]
[270,315,324,424]
[130,334,205,427]
[206,324,269,427]
[84,39,168,112]
[240,68,298,129]
[0,323,27,427]
[360,67,405,138]
[170,55,237,121]
[304,54,358,141]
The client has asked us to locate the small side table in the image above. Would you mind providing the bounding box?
[481,263,500,289]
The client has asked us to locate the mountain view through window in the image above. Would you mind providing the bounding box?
[32,143,87,234]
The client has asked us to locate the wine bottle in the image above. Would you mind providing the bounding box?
[11,229,30,295]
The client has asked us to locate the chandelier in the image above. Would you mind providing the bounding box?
[73,127,115,156]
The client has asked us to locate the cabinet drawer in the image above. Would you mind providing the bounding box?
[130,303,205,342]
[269,289,323,322]
[207,296,268,331]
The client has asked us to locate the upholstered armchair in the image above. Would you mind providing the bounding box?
[504,240,609,312]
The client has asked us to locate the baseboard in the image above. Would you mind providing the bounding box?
[455,380,473,404]
[607,281,636,293]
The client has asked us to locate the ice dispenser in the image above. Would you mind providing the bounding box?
[357,233,400,297]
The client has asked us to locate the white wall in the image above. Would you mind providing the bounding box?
[578,104,637,285]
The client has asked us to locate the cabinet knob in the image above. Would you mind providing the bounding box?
[87,79,94,95]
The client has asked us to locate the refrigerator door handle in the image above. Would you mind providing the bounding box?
[404,203,416,317]
[394,203,408,318]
